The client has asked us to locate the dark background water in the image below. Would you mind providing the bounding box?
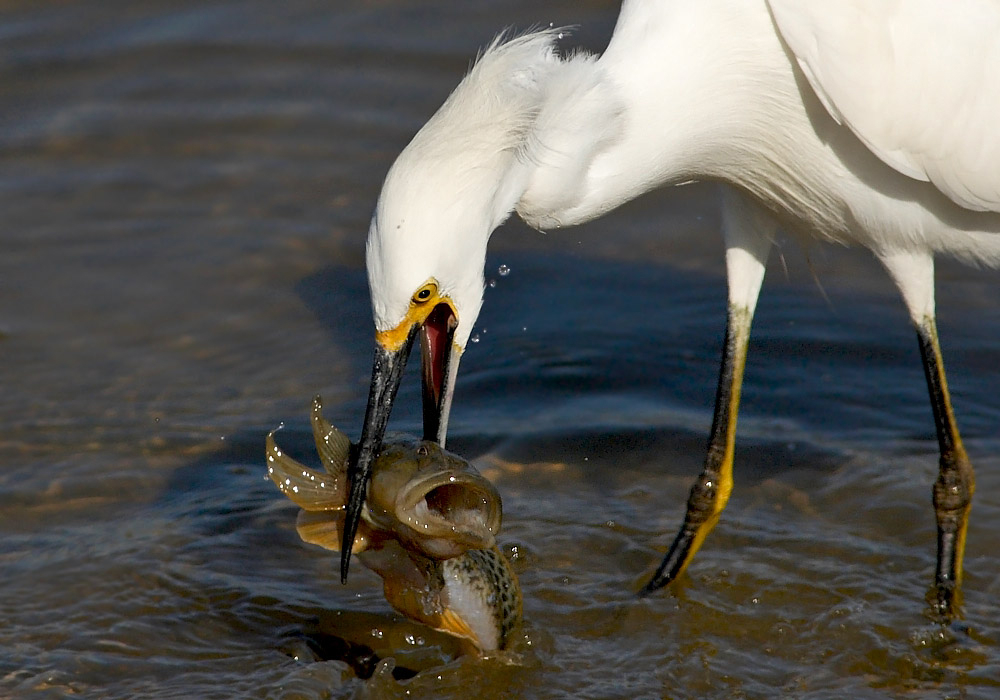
[2,2,999,698]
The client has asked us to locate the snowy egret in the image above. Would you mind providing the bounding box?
[342,0,1000,617]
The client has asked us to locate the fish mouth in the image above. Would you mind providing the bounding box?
[393,469,501,558]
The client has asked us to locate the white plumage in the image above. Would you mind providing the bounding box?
[346,0,999,610]
[367,0,1000,343]
[770,0,1000,212]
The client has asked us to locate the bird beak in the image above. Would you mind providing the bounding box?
[420,303,460,445]
[341,328,416,582]
[340,301,460,582]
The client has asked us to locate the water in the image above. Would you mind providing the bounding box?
[2,2,1000,698]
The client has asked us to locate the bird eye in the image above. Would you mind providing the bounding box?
[412,282,437,304]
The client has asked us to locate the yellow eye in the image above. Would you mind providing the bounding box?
[412,281,437,304]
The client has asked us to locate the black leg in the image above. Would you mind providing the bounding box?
[917,318,975,619]
[641,304,752,594]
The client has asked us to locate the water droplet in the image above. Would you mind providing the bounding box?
[488,279,497,288]
[371,628,384,639]
[470,334,480,343]
[498,264,510,276]
[557,32,564,39]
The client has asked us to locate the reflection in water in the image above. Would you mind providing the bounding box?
[1,1,999,698]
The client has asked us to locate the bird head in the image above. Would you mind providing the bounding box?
[340,30,581,581]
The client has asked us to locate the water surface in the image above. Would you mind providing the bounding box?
[2,2,1000,698]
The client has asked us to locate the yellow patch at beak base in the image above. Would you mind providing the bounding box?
[376,280,457,353]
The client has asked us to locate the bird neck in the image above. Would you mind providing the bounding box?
[513,0,813,231]
[510,53,627,231]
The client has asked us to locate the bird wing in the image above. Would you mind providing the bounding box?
[768,0,1000,213]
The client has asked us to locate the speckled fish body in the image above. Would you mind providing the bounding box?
[267,396,521,653]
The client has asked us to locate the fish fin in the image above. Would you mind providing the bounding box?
[379,581,480,651]
[267,429,345,511]
[435,609,479,647]
[296,510,379,554]
[381,566,476,644]
[311,395,352,475]
[296,510,345,551]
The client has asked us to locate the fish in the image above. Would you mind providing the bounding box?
[266,396,521,654]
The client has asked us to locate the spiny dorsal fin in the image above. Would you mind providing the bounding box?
[311,395,352,475]
[266,429,344,511]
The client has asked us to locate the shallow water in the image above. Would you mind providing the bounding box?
[2,2,1000,698]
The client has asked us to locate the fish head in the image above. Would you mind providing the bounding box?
[364,436,501,559]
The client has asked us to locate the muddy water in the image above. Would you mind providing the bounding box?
[2,2,999,698]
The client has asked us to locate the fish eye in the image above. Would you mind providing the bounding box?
[412,282,437,304]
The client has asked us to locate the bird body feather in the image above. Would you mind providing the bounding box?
[367,0,1000,350]
[769,0,1000,213]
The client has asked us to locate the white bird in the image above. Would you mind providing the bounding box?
[341,0,1000,618]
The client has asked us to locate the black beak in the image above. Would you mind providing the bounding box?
[340,303,460,582]
[340,327,417,582]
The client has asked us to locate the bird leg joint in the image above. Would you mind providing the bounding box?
[683,472,720,527]
[933,455,975,524]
